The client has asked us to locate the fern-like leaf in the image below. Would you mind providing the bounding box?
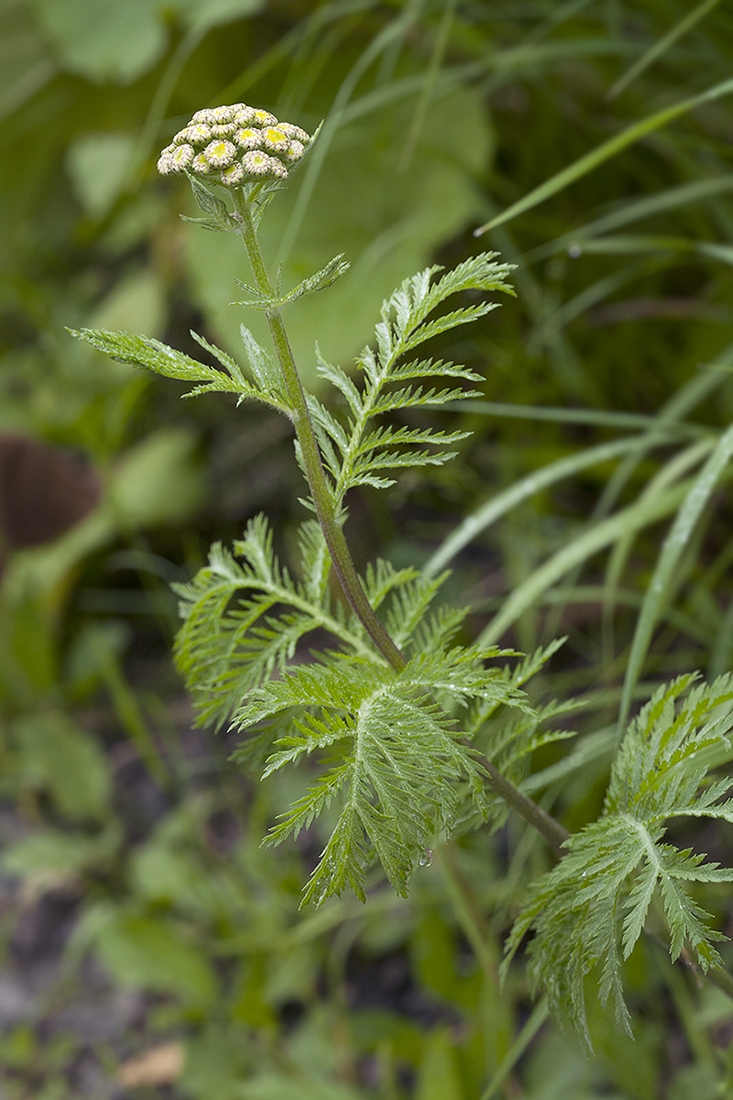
[173,515,373,729]
[236,635,531,905]
[312,253,515,503]
[233,254,350,309]
[502,674,733,1047]
[67,327,288,411]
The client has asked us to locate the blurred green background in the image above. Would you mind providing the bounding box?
[3,0,733,1097]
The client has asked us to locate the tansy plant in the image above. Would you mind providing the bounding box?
[69,103,733,1045]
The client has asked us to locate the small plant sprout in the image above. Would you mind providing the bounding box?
[68,103,733,1045]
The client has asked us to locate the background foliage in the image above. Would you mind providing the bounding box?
[3,0,733,1097]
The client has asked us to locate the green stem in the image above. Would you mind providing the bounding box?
[232,189,405,672]
[475,750,570,858]
[230,186,570,856]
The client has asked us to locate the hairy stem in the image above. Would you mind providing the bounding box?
[232,189,404,671]
[231,187,570,855]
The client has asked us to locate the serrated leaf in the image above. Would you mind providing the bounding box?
[239,324,280,392]
[311,253,515,503]
[236,623,528,905]
[173,515,374,729]
[233,254,350,311]
[180,214,228,232]
[504,673,733,1047]
[281,253,350,301]
[187,173,234,225]
[68,326,287,411]
[69,327,217,380]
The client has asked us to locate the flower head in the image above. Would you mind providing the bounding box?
[190,153,211,175]
[156,143,177,173]
[221,162,246,186]
[241,150,288,178]
[210,105,236,124]
[251,108,278,127]
[233,107,257,126]
[157,102,313,189]
[284,140,305,163]
[191,109,218,125]
[234,127,262,150]
[278,122,310,144]
[203,140,237,168]
[174,124,211,145]
[169,144,195,169]
[261,126,289,153]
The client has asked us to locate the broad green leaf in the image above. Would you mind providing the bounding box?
[30,0,167,83]
[95,912,218,1006]
[2,827,119,880]
[65,132,135,218]
[173,0,263,32]
[11,711,111,821]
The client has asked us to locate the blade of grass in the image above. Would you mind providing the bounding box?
[475,76,733,235]
[469,584,710,646]
[523,177,733,266]
[456,400,708,436]
[479,997,550,1100]
[594,365,728,520]
[600,362,733,665]
[616,423,733,735]
[555,234,733,268]
[423,435,681,579]
[528,260,659,347]
[398,0,457,171]
[709,598,733,681]
[602,438,715,664]
[608,0,723,101]
[435,845,497,980]
[486,218,607,404]
[476,463,723,648]
[98,646,170,787]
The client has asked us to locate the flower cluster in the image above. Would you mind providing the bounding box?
[157,104,312,187]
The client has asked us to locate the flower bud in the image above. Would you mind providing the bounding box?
[157,103,312,188]
[203,140,237,168]
[241,150,288,178]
